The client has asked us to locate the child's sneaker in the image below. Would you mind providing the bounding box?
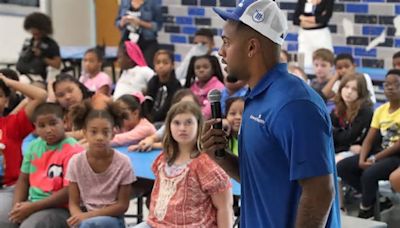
[357,198,393,219]
[358,207,374,219]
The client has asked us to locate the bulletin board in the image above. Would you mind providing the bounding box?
[0,0,41,16]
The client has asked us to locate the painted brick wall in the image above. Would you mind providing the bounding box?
[158,0,400,70]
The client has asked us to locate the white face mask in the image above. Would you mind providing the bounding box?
[193,44,209,56]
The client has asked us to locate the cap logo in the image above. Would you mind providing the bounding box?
[238,0,244,7]
[252,9,264,23]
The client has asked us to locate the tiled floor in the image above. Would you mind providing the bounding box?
[124,196,400,228]
[125,198,149,227]
[343,191,400,227]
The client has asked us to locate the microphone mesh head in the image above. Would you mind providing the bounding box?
[207,89,221,103]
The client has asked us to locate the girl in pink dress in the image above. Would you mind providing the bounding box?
[136,101,233,228]
[184,55,224,119]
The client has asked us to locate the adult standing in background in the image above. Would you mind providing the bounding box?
[293,0,334,73]
[202,0,341,227]
[16,12,61,83]
[116,0,163,68]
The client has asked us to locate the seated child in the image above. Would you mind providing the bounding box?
[176,28,222,85]
[143,49,182,122]
[129,89,201,152]
[184,55,224,119]
[135,101,232,227]
[220,75,247,116]
[66,100,136,228]
[322,53,376,103]
[79,48,112,95]
[113,41,154,100]
[9,103,83,228]
[310,48,334,101]
[225,97,245,156]
[330,74,373,161]
[52,74,93,113]
[52,74,93,140]
[0,69,23,115]
[0,74,47,228]
[337,69,400,218]
[111,94,156,147]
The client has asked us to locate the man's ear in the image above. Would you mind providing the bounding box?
[247,38,261,58]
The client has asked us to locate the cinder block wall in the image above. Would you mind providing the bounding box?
[158,0,400,70]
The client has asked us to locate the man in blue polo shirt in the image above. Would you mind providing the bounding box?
[201,0,341,227]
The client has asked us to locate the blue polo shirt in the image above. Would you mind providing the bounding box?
[239,63,340,228]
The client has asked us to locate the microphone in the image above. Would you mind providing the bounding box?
[207,89,225,159]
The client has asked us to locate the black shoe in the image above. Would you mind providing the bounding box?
[358,207,374,219]
[357,199,394,219]
[379,197,393,211]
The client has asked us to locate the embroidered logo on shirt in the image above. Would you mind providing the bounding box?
[250,114,265,124]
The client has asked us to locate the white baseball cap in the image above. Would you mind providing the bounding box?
[213,0,288,45]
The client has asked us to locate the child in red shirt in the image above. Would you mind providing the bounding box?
[0,74,47,227]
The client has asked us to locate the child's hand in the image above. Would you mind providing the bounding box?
[67,212,90,227]
[128,144,140,151]
[359,160,373,170]
[8,202,36,223]
[334,71,342,80]
[130,137,154,152]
